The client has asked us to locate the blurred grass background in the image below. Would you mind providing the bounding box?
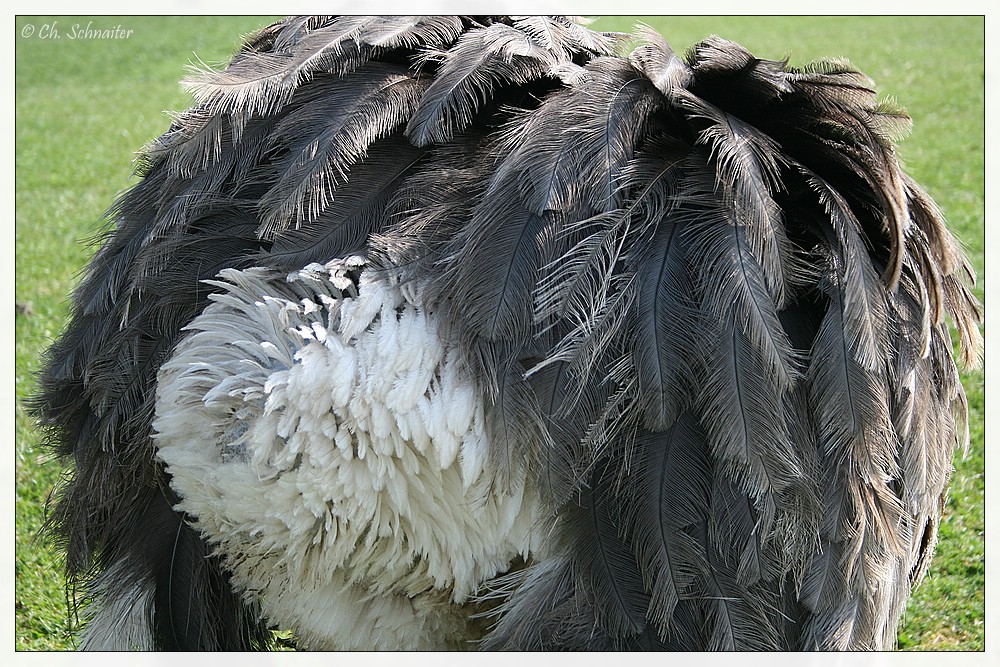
[14,15,984,651]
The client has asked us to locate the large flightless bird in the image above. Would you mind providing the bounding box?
[31,15,981,650]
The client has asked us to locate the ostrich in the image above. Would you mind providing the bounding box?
[30,15,981,651]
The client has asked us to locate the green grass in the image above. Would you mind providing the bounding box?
[14,16,280,650]
[15,16,984,651]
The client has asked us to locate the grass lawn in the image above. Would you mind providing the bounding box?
[14,15,984,651]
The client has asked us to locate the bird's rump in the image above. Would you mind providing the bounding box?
[30,15,980,651]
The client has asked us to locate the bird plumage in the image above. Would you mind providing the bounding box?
[30,15,980,651]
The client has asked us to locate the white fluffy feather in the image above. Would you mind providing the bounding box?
[153,257,542,649]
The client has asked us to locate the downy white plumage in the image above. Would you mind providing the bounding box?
[153,259,541,649]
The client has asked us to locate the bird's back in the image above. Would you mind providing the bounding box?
[31,15,980,650]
